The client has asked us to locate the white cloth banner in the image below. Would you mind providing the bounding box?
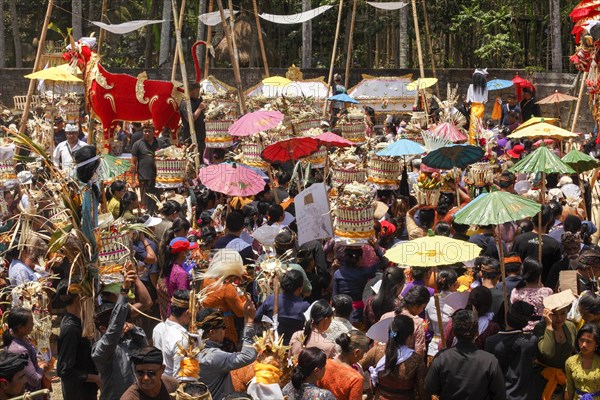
[92,20,164,35]
[260,5,333,25]
[198,10,238,26]
[366,1,408,10]
[294,183,333,246]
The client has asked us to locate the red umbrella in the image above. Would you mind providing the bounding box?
[433,122,467,142]
[534,139,554,147]
[314,131,354,148]
[261,137,320,163]
[228,110,285,137]
[512,73,534,102]
[198,163,267,196]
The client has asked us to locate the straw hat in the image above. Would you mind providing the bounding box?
[543,289,576,311]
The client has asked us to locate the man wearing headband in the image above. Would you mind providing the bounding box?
[0,351,28,400]
[92,269,148,400]
[196,301,258,400]
[425,309,505,400]
[56,281,100,399]
[53,123,86,172]
[121,347,178,400]
[131,123,159,214]
[152,290,192,379]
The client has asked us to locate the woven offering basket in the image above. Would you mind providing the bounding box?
[469,162,493,187]
[415,187,441,207]
[205,120,234,148]
[331,166,367,188]
[334,204,376,239]
[156,158,187,184]
[339,121,366,143]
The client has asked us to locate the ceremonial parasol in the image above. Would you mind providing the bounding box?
[510,146,575,262]
[315,131,354,148]
[262,76,292,87]
[198,162,267,197]
[433,122,467,142]
[508,122,578,140]
[327,93,360,104]
[24,65,83,82]
[422,144,485,170]
[261,137,320,164]
[486,79,514,91]
[453,190,541,323]
[570,0,600,22]
[384,233,481,267]
[228,110,285,137]
[406,78,438,91]
[514,117,559,132]
[99,154,131,180]
[536,90,579,120]
[562,149,600,219]
[512,73,534,101]
[376,139,424,157]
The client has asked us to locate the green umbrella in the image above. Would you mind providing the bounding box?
[509,145,575,175]
[99,154,131,181]
[454,190,541,326]
[561,149,599,174]
[562,149,599,220]
[453,191,540,226]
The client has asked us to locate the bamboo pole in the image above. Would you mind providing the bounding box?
[344,0,358,89]
[434,293,446,349]
[323,0,345,118]
[172,0,201,168]
[571,71,588,133]
[410,0,425,80]
[97,0,109,54]
[19,0,54,135]
[204,0,214,79]
[9,389,50,400]
[252,0,269,77]
[171,0,187,82]
[217,0,246,114]
[420,0,440,98]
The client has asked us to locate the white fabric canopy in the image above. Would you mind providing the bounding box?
[366,1,408,10]
[198,10,238,26]
[92,20,164,35]
[260,5,333,25]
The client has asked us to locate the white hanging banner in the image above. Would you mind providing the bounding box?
[366,1,408,10]
[260,5,333,25]
[198,10,239,26]
[91,20,165,35]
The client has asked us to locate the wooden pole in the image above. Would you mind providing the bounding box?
[19,0,54,135]
[571,71,587,133]
[496,225,508,326]
[171,0,187,82]
[172,0,201,168]
[323,0,345,118]
[252,0,269,77]
[420,0,439,98]
[344,0,358,89]
[217,0,246,113]
[410,0,425,80]
[434,293,446,349]
[97,0,109,54]
[204,0,214,79]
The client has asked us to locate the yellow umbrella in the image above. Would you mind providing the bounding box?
[513,116,559,133]
[508,122,578,140]
[262,76,292,87]
[406,78,438,91]
[24,65,83,82]
[384,234,481,267]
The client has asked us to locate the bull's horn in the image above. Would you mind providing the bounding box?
[69,35,76,51]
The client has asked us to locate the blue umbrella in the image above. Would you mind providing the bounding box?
[376,139,424,157]
[487,79,514,91]
[422,144,485,169]
[327,93,360,104]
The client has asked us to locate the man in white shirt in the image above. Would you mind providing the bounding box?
[52,123,86,172]
[152,289,191,380]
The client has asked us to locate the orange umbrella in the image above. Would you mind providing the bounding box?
[536,90,579,119]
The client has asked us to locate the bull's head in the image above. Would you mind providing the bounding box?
[62,35,96,73]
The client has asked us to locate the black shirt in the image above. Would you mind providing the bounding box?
[520,97,541,122]
[54,129,67,145]
[179,98,206,151]
[131,138,159,181]
[512,231,562,284]
[57,313,98,400]
[425,340,506,400]
[130,129,144,149]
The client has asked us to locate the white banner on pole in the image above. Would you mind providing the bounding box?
[91,20,165,35]
[260,5,333,25]
[198,10,238,26]
[366,1,408,10]
[294,183,334,246]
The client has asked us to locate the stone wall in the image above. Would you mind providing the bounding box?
[0,66,593,132]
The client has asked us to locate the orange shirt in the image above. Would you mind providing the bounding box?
[201,278,245,343]
[318,359,364,400]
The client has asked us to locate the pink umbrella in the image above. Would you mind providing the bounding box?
[315,131,354,147]
[433,122,467,142]
[228,110,285,137]
[534,138,554,147]
[261,137,320,163]
[198,163,267,196]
